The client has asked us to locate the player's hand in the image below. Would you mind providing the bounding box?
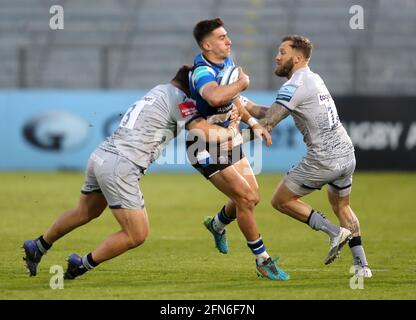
[237,67,250,91]
[229,104,240,123]
[226,116,242,149]
[252,123,272,146]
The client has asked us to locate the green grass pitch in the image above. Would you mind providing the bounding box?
[0,171,415,299]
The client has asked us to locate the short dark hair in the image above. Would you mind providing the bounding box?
[193,18,224,47]
[282,35,313,60]
[172,65,191,96]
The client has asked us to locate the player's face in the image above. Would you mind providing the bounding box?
[204,27,232,59]
[274,41,295,78]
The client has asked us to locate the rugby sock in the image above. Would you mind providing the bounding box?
[81,253,99,270]
[35,235,52,254]
[212,206,235,234]
[247,236,270,264]
[349,236,368,266]
[307,210,340,238]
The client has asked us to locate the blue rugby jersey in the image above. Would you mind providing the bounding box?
[189,53,235,127]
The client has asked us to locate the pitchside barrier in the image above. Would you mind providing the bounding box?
[0,91,414,171]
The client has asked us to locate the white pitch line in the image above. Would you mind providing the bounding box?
[285,268,389,272]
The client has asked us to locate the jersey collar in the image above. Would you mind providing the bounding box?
[200,53,225,69]
[291,66,310,78]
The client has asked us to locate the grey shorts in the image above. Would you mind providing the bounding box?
[283,153,356,197]
[81,148,145,209]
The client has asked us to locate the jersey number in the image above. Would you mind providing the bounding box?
[318,93,340,130]
[120,96,155,129]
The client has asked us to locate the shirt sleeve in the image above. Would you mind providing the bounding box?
[275,83,307,111]
[191,66,216,95]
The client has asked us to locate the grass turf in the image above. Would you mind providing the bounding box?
[0,171,415,299]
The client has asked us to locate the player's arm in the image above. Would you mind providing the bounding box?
[185,107,241,143]
[200,67,249,107]
[234,95,272,146]
[240,96,268,119]
[258,102,290,132]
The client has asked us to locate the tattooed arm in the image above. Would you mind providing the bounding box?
[234,96,272,145]
[258,102,290,132]
[239,96,268,119]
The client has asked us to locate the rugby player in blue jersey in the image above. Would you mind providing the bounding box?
[187,18,289,280]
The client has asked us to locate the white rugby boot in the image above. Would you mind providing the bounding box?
[324,227,352,265]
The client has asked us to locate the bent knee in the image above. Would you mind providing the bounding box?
[235,190,259,208]
[250,190,260,206]
[76,208,96,225]
[77,202,103,224]
[127,234,147,249]
[270,197,288,213]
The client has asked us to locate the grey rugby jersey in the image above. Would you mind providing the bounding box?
[100,83,198,168]
[275,66,354,161]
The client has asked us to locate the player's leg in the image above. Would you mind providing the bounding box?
[202,142,259,235]
[327,171,372,277]
[270,180,313,222]
[234,158,289,280]
[207,158,258,236]
[270,160,351,265]
[205,164,258,255]
[209,160,289,280]
[23,151,108,276]
[210,163,259,240]
[64,206,149,280]
[192,144,247,254]
[271,177,342,236]
[44,192,107,244]
[95,207,149,262]
[23,193,107,276]
[63,150,148,279]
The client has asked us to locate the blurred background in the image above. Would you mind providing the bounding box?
[0,0,415,171]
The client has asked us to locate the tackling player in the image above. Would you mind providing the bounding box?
[187,18,289,280]
[259,35,372,277]
[22,65,242,280]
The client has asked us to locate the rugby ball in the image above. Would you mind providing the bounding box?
[219,66,239,86]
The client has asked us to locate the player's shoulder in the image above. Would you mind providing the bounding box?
[287,67,314,87]
[165,83,188,101]
[276,71,305,99]
[146,83,187,104]
[301,68,325,87]
[147,83,169,98]
[193,53,213,70]
[280,67,321,95]
[276,68,312,104]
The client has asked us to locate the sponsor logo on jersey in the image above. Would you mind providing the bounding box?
[143,96,156,103]
[178,101,198,117]
[318,93,332,103]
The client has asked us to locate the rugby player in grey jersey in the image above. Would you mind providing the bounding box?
[260,35,372,277]
[22,65,242,280]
